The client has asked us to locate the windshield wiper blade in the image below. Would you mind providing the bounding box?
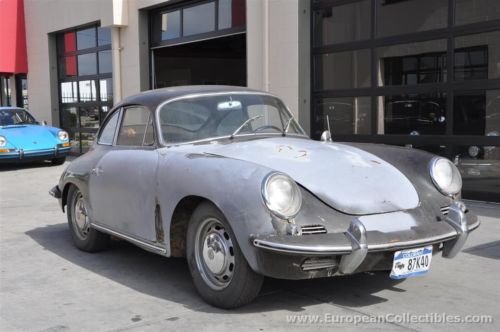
[229,115,263,139]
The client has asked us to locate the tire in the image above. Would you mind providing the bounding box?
[51,157,66,165]
[67,185,109,252]
[186,202,264,309]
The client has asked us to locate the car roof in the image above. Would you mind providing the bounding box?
[0,106,25,110]
[115,85,270,111]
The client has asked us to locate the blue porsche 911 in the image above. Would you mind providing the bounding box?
[0,107,71,165]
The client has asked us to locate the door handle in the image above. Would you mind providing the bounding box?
[91,167,103,176]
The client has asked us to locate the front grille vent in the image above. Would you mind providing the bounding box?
[440,206,450,215]
[301,224,327,235]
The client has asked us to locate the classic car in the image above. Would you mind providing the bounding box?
[49,86,479,308]
[0,107,70,164]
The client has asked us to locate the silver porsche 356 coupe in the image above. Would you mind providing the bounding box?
[50,86,479,308]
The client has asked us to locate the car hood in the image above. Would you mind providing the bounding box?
[0,125,58,150]
[198,136,419,215]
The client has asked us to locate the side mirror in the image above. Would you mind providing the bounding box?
[320,130,332,142]
[42,120,48,126]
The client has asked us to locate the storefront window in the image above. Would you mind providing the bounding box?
[56,25,112,154]
[378,40,447,86]
[314,50,371,90]
[378,93,447,135]
[313,0,370,46]
[218,0,245,30]
[454,89,500,135]
[377,0,448,37]
[314,97,371,136]
[455,0,500,26]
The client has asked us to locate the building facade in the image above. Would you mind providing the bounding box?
[14,0,500,201]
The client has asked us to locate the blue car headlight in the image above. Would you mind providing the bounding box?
[0,135,6,147]
[58,130,69,141]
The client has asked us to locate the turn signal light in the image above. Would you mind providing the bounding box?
[0,148,10,153]
[62,142,71,147]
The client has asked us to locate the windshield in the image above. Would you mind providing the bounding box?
[0,108,37,126]
[158,93,305,144]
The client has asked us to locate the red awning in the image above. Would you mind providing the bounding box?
[0,0,28,74]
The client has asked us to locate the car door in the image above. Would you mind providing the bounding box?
[89,105,159,242]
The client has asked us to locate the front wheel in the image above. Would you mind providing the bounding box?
[186,202,263,309]
[67,185,109,252]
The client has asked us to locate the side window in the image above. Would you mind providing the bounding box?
[98,110,120,145]
[117,106,154,146]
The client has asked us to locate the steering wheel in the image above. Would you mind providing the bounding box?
[253,125,282,133]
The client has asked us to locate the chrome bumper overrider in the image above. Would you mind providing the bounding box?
[252,201,479,274]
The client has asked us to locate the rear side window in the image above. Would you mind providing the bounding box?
[98,111,120,145]
[117,106,154,146]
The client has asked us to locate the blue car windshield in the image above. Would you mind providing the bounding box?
[0,109,37,126]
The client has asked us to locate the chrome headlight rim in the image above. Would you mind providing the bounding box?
[58,130,69,141]
[261,172,302,220]
[429,157,462,196]
[0,135,6,147]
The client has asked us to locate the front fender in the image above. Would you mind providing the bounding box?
[157,150,277,273]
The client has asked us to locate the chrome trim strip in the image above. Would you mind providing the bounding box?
[252,238,352,255]
[91,223,167,255]
[253,230,460,255]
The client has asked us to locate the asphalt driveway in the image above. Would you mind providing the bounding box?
[0,161,499,331]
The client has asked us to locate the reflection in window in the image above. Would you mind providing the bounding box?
[314,97,371,136]
[60,82,78,103]
[314,50,371,90]
[117,107,151,146]
[183,2,216,36]
[378,39,447,86]
[78,53,97,76]
[61,106,78,128]
[455,0,500,26]
[79,106,100,128]
[161,10,181,40]
[80,132,96,153]
[100,79,113,102]
[313,0,370,46]
[218,0,246,30]
[98,50,112,74]
[455,31,500,81]
[378,93,447,135]
[454,90,500,135]
[76,27,96,50]
[79,80,97,102]
[97,27,111,46]
[453,144,500,199]
[377,0,448,37]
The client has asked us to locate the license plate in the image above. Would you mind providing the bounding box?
[390,246,433,279]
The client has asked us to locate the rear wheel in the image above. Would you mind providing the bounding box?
[67,185,109,252]
[186,202,263,309]
[51,157,66,165]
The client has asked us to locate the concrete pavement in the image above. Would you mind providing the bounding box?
[0,160,499,331]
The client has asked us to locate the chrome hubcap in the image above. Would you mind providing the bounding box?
[72,192,90,239]
[195,218,235,290]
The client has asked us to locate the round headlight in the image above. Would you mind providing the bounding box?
[429,157,462,196]
[58,130,69,141]
[0,136,6,147]
[262,173,302,219]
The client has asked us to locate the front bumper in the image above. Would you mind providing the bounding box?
[252,202,479,279]
[0,146,70,162]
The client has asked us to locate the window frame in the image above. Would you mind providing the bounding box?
[96,107,122,146]
[115,105,158,148]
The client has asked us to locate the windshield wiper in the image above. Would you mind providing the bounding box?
[229,115,263,139]
[283,117,295,136]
